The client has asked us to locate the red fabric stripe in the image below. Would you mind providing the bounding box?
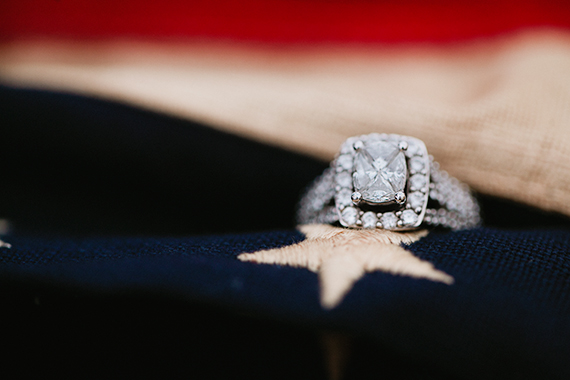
[1,0,570,42]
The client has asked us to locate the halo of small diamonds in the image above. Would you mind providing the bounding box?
[296,133,479,231]
[361,212,378,229]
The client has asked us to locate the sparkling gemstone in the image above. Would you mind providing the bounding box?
[353,140,407,204]
[336,155,352,170]
[340,140,355,154]
[409,156,424,173]
[361,212,378,229]
[405,142,420,157]
[381,212,398,229]
[409,174,426,190]
[401,210,418,226]
[335,188,352,207]
[335,172,352,188]
[429,190,440,201]
[341,207,358,225]
[408,192,425,209]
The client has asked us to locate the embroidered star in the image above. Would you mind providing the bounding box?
[238,224,453,309]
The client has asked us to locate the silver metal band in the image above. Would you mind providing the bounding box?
[423,160,480,230]
[297,134,480,231]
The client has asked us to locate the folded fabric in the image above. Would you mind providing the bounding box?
[3,2,570,377]
[3,226,570,379]
[2,87,570,379]
[3,30,570,218]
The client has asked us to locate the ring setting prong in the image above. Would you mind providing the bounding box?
[353,141,364,151]
[395,191,406,204]
[351,192,362,205]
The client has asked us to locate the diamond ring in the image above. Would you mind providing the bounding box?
[297,133,480,231]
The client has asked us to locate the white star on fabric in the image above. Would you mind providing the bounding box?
[238,224,453,309]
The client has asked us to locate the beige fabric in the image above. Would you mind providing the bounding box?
[1,30,570,215]
[238,225,450,309]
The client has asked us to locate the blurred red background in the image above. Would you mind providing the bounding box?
[1,0,570,43]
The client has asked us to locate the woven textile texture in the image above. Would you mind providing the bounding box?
[2,86,570,378]
[2,30,570,218]
[4,1,570,379]
[2,227,570,379]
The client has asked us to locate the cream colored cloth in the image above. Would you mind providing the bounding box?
[1,29,570,215]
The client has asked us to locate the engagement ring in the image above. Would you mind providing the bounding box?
[297,133,480,231]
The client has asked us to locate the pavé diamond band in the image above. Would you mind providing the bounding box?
[297,133,480,231]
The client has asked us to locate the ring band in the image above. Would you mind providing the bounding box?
[297,133,480,231]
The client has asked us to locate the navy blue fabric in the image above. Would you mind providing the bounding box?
[2,228,570,379]
[0,85,325,235]
[2,85,570,379]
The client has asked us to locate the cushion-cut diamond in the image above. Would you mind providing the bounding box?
[353,140,407,204]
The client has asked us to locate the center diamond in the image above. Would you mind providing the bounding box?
[353,140,407,204]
